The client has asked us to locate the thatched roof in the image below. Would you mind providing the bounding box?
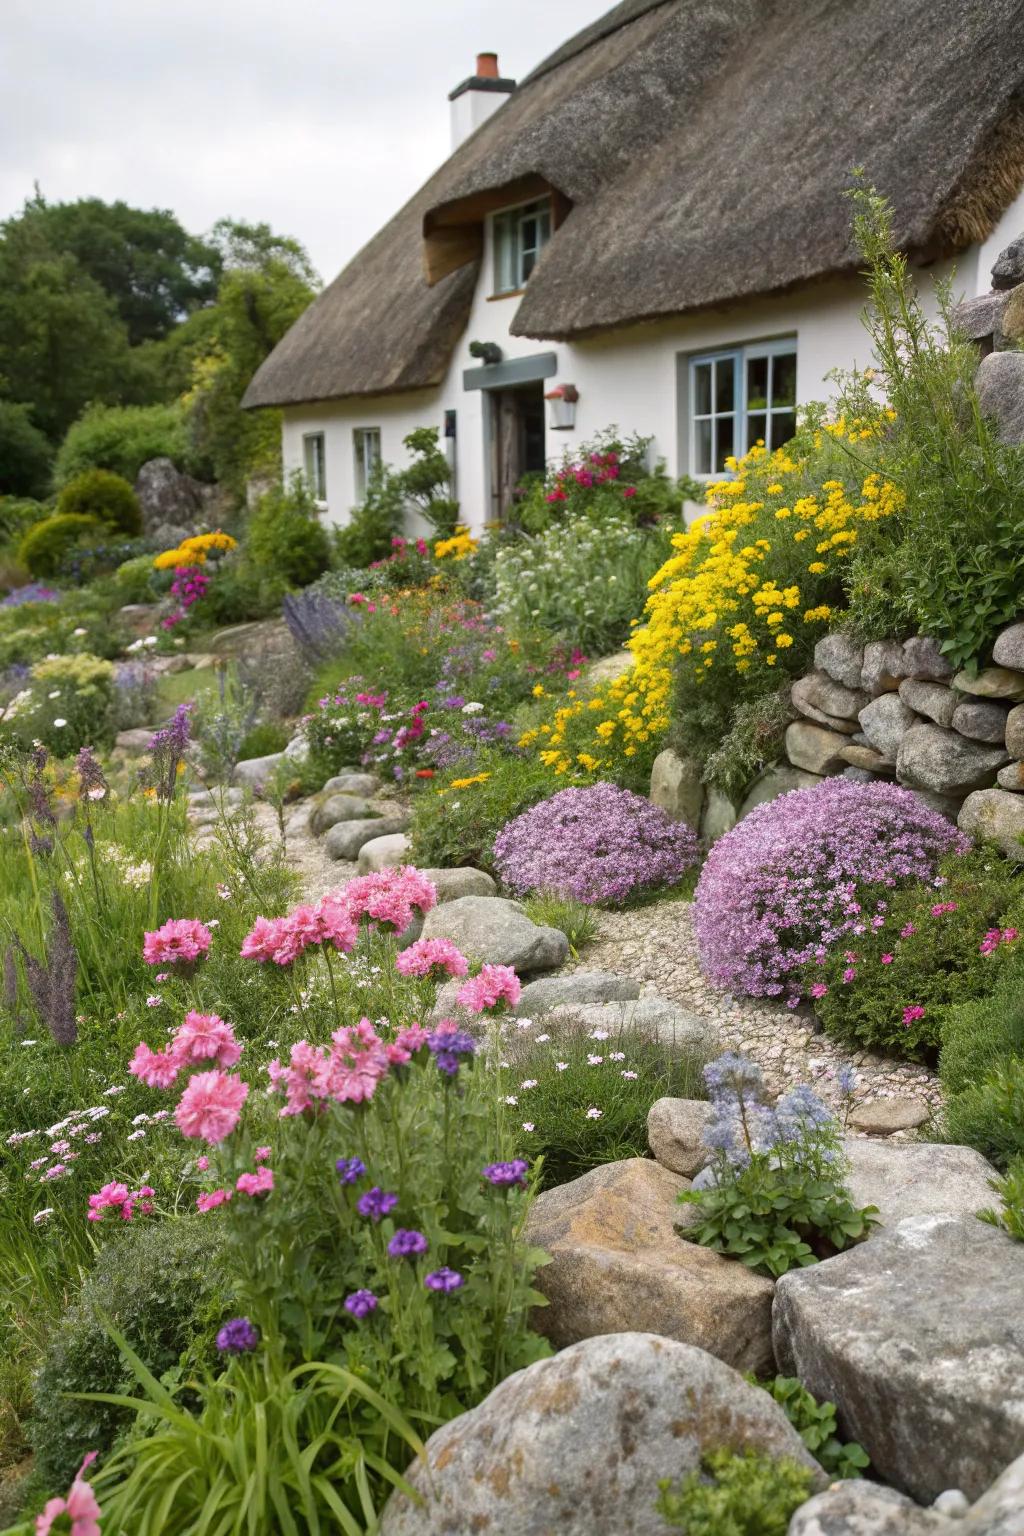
[244,0,1024,409]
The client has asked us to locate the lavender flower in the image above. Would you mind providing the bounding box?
[343,1289,378,1319]
[356,1186,398,1221]
[75,746,107,802]
[387,1228,428,1258]
[426,1026,476,1076]
[336,1156,367,1184]
[482,1159,529,1188]
[148,704,193,801]
[493,783,699,905]
[424,1267,464,1293]
[836,1065,858,1096]
[216,1317,259,1354]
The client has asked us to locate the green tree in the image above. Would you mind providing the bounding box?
[0,399,52,496]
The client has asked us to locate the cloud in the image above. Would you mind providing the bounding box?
[2,0,609,282]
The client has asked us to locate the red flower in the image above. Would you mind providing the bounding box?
[416,769,435,779]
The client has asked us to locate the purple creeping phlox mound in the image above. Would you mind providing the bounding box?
[693,778,968,1000]
[492,782,699,905]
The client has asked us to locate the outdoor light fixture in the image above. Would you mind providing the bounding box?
[545,382,578,430]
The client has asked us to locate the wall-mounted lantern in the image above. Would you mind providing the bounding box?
[545,382,578,430]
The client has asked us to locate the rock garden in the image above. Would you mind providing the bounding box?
[0,194,1022,1534]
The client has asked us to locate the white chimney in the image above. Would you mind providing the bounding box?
[449,53,515,151]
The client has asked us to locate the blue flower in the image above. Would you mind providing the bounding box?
[336,1156,366,1185]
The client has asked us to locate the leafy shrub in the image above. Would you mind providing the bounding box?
[680,1054,877,1278]
[511,429,698,536]
[334,463,406,567]
[248,473,330,587]
[504,1012,708,1189]
[754,1376,869,1478]
[0,401,52,499]
[393,425,458,535]
[943,1057,1024,1172]
[18,513,105,578]
[699,688,795,800]
[112,552,159,604]
[939,951,1024,1097]
[53,402,192,488]
[494,782,699,905]
[522,894,598,957]
[199,553,285,624]
[59,536,151,587]
[29,1216,228,1488]
[5,653,118,753]
[237,720,288,760]
[56,469,143,537]
[811,851,1024,1056]
[980,1154,1024,1242]
[409,750,562,871]
[657,1447,814,1535]
[694,779,968,1001]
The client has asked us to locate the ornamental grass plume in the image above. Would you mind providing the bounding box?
[493,782,698,905]
[693,779,968,999]
[15,890,78,1046]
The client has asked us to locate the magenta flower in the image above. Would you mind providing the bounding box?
[174,1070,248,1145]
[196,1188,232,1212]
[456,964,522,1014]
[143,918,212,970]
[902,1005,926,1026]
[880,954,894,965]
[235,1167,273,1197]
[395,938,469,980]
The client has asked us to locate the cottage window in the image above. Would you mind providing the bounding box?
[303,432,327,501]
[353,427,382,500]
[492,199,552,294]
[688,340,797,476]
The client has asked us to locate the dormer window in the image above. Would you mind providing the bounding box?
[492,199,551,295]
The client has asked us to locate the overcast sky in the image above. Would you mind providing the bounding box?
[2,0,609,285]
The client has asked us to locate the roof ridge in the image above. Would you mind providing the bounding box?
[518,0,675,89]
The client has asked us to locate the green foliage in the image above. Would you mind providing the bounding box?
[699,688,795,799]
[237,720,289,760]
[112,552,159,604]
[396,425,458,535]
[18,513,105,578]
[511,428,698,536]
[54,402,193,487]
[522,893,598,957]
[943,1056,1024,1172]
[0,401,52,497]
[657,1447,814,1535]
[979,1154,1024,1242]
[56,468,142,536]
[842,178,1024,668]
[409,750,563,872]
[248,473,331,587]
[333,463,407,568]
[29,1217,228,1489]
[7,652,118,753]
[809,851,1024,1057]
[938,951,1024,1097]
[0,587,123,667]
[200,553,286,625]
[754,1376,869,1478]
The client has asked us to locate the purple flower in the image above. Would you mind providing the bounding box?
[427,1026,476,1076]
[336,1156,366,1184]
[344,1289,378,1319]
[388,1228,428,1258]
[216,1317,259,1354]
[424,1266,464,1293]
[356,1186,398,1221]
[493,784,699,906]
[482,1159,529,1188]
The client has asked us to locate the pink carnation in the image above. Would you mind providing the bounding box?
[143,918,212,969]
[395,938,469,979]
[344,867,437,934]
[174,1070,248,1145]
[129,1041,180,1089]
[173,1011,241,1068]
[240,915,288,963]
[254,1145,271,1163]
[36,1451,101,1536]
[456,963,522,1014]
[87,1182,129,1221]
[236,1167,274,1197]
[196,1188,232,1212]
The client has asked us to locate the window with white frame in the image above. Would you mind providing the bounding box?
[492,199,552,294]
[353,427,381,500]
[303,432,327,501]
[688,340,797,476]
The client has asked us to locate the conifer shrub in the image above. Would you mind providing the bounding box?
[56,468,143,537]
[18,513,106,578]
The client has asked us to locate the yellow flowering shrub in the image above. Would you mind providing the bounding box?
[433,526,479,561]
[527,418,901,787]
[152,531,238,570]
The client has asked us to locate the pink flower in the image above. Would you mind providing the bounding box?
[240,915,288,963]
[174,1071,249,1145]
[196,1188,232,1212]
[173,1011,241,1068]
[1004,927,1020,942]
[395,938,469,980]
[143,918,212,970]
[254,1145,271,1163]
[809,981,828,999]
[456,964,522,1014]
[388,1023,429,1064]
[315,894,358,952]
[842,967,856,984]
[87,1182,129,1221]
[36,1451,101,1536]
[236,1167,274,1197]
[880,954,894,965]
[900,923,917,938]
[930,902,959,917]
[622,486,637,498]
[902,1005,926,1026]
[196,1155,210,1171]
[344,867,437,933]
[129,1041,181,1089]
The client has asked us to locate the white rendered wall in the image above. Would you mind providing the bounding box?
[975,181,1024,294]
[281,226,973,539]
[450,88,511,152]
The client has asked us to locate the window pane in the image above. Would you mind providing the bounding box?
[747,355,769,410]
[715,415,734,472]
[493,212,516,292]
[693,362,712,416]
[770,410,797,450]
[694,418,712,474]
[773,352,796,406]
[715,359,734,413]
[746,412,767,451]
[521,246,537,282]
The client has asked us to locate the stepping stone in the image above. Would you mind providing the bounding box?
[420,896,568,975]
[324,815,410,861]
[309,793,378,836]
[512,970,641,1015]
[848,1095,931,1135]
[773,1214,1024,1502]
[357,833,411,873]
[548,997,716,1055]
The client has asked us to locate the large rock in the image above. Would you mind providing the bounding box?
[953,290,1009,353]
[582,651,634,688]
[420,895,568,974]
[952,698,1010,744]
[773,1214,1024,1502]
[976,351,1024,445]
[992,233,1024,290]
[309,793,379,836]
[953,665,1024,702]
[513,970,641,1015]
[898,678,958,729]
[847,1096,930,1135]
[861,639,908,695]
[647,1097,715,1177]
[114,727,155,754]
[993,622,1024,673]
[738,765,825,818]
[858,694,918,759]
[232,752,286,789]
[649,748,704,829]
[134,457,204,533]
[793,669,869,723]
[1005,703,1024,758]
[378,1333,825,1536]
[699,786,738,842]
[324,814,410,860]
[788,1482,951,1535]
[1003,283,1024,348]
[842,1137,996,1227]
[526,1161,775,1371]
[548,997,716,1055]
[968,1447,1024,1534]
[785,721,849,775]
[838,743,891,773]
[996,761,1024,792]
[356,833,411,873]
[958,787,1024,855]
[903,636,954,683]
[814,633,865,691]
[320,771,380,797]
[416,866,496,902]
[896,724,1008,794]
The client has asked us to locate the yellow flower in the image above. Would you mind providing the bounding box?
[776,633,794,648]
[448,772,491,790]
[532,684,546,698]
[434,526,479,561]
[807,561,827,575]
